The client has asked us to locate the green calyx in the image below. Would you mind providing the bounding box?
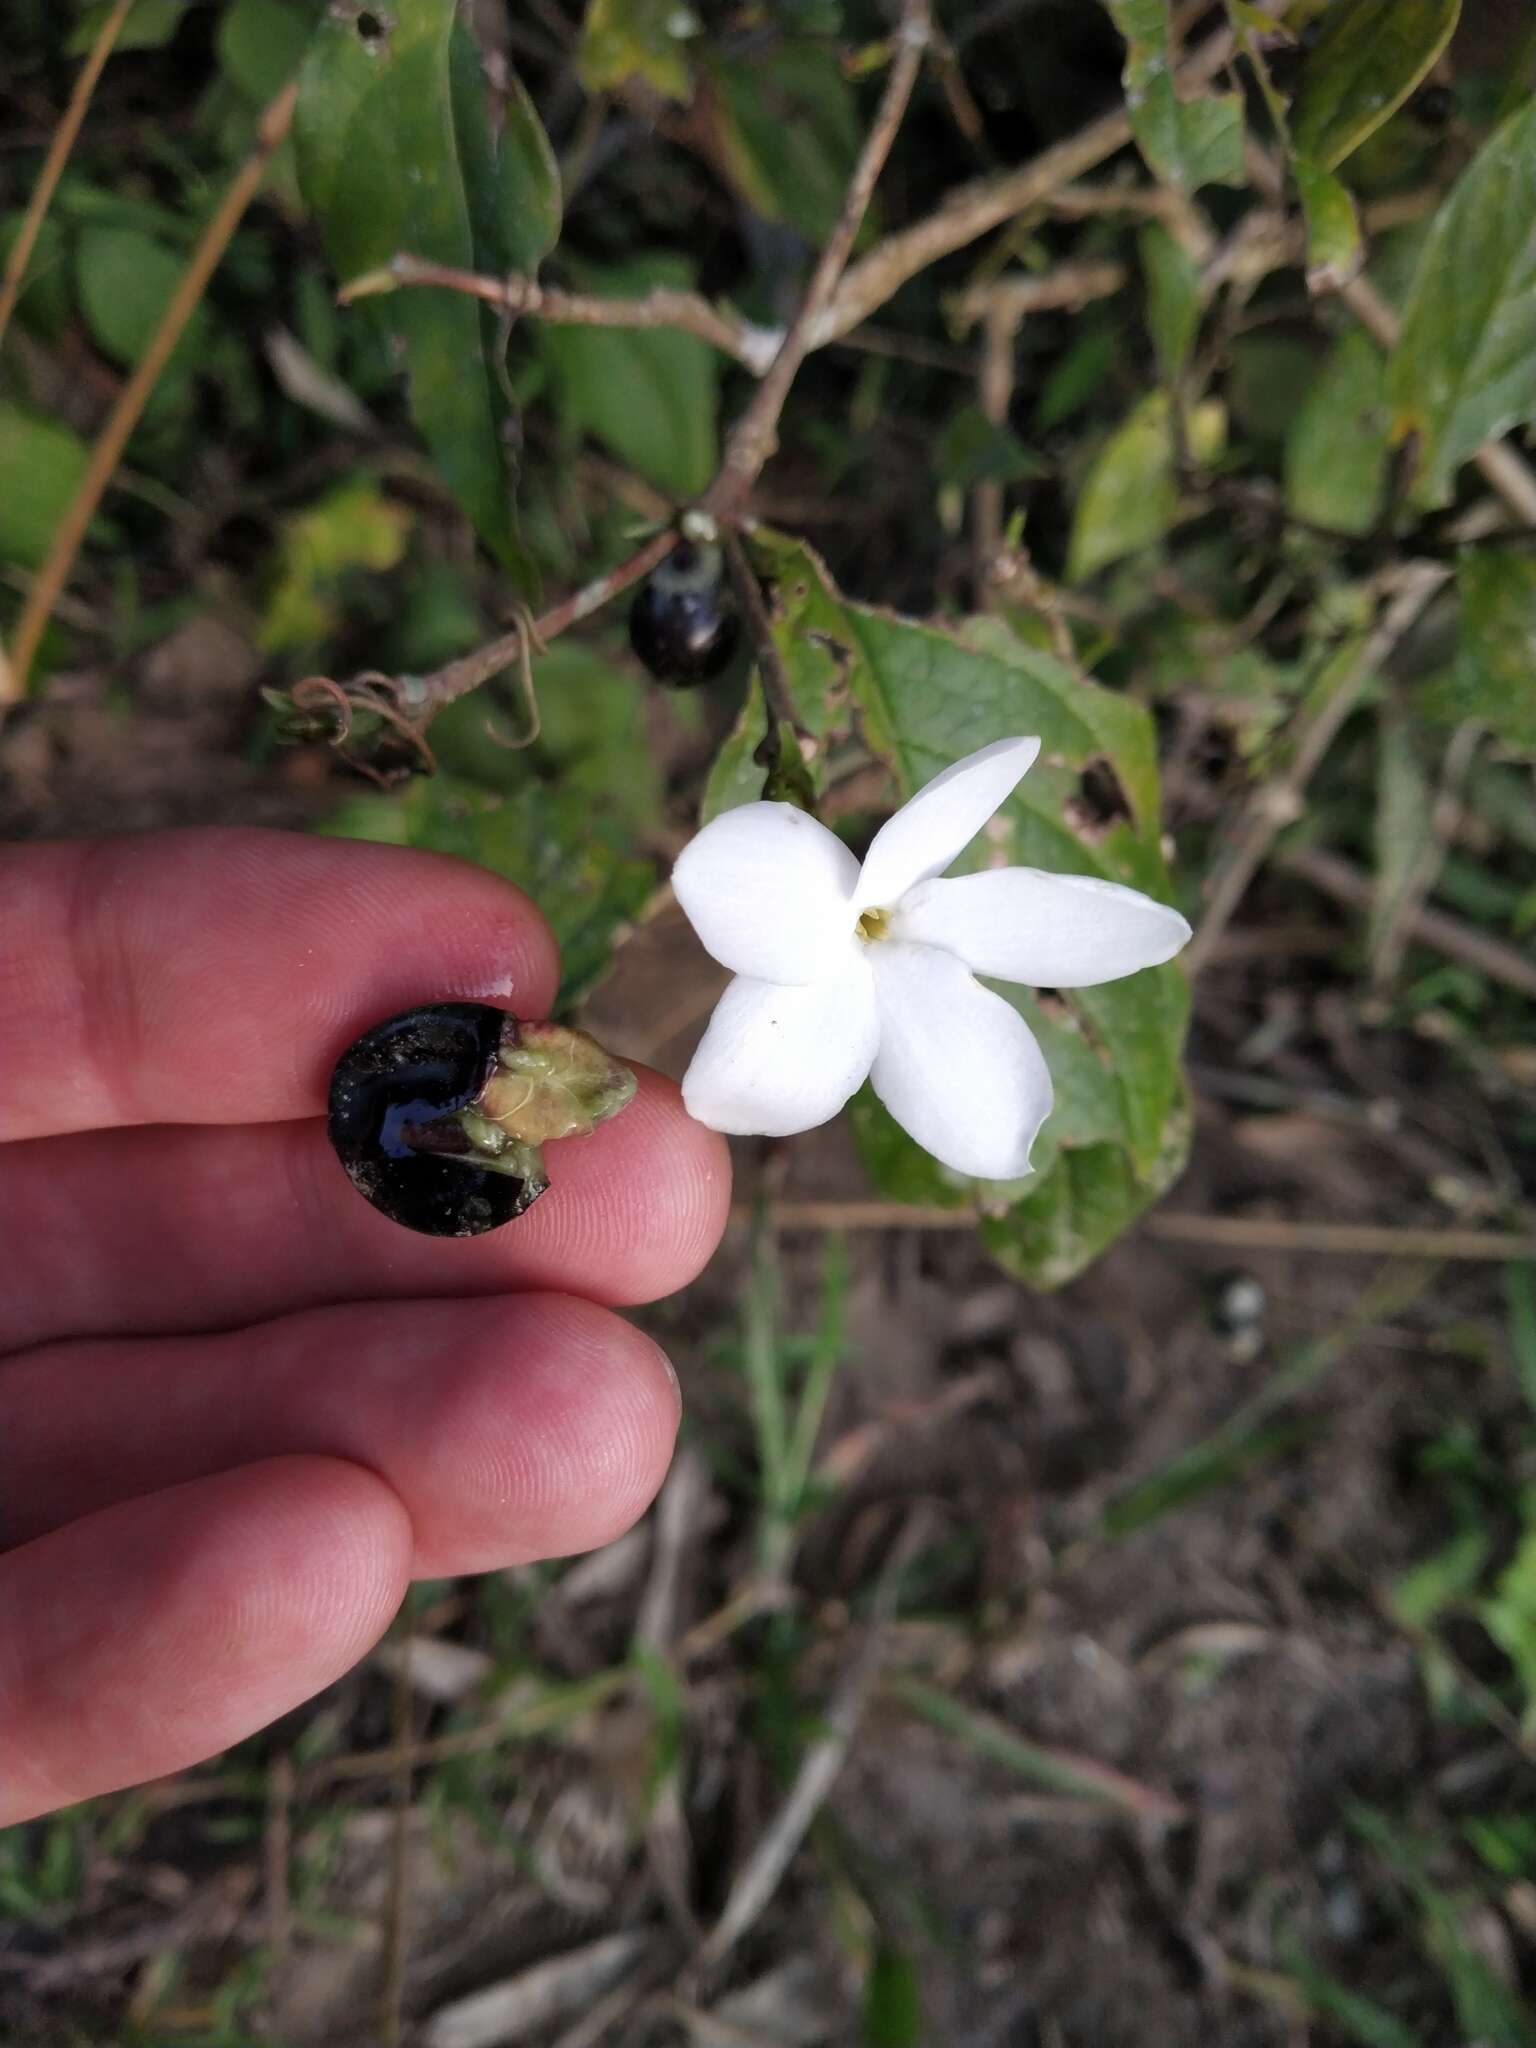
[403,1020,636,1194]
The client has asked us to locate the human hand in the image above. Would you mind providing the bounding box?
[0,829,729,1823]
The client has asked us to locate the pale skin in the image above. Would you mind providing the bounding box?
[0,829,732,1824]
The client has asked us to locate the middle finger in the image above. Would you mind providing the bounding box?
[0,1069,728,1353]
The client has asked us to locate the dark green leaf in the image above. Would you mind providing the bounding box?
[545,255,718,501]
[1428,547,1536,753]
[1284,330,1389,536]
[1067,392,1222,582]
[1106,0,1244,191]
[294,0,536,593]
[217,0,315,107]
[1295,157,1363,291]
[864,1946,923,2048]
[67,0,185,53]
[1291,0,1460,171]
[0,404,90,570]
[1139,222,1203,381]
[74,223,202,369]
[498,69,562,274]
[706,42,860,243]
[1385,99,1536,504]
[934,403,1046,489]
[577,0,695,100]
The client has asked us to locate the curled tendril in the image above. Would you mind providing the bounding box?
[481,602,547,752]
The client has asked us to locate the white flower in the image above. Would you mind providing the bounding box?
[673,736,1192,1181]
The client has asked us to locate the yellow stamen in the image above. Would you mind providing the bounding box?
[857,906,891,942]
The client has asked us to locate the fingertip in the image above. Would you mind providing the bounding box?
[531,1065,732,1305]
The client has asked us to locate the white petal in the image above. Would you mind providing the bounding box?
[893,868,1192,988]
[869,942,1052,1180]
[673,802,861,985]
[857,736,1041,911]
[682,965,880,1138]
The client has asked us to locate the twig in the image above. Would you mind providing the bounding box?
[5,79,300,700]
[742,1202,1536,1260]
[404,528,677,726]
[351,255,783,374]
[1183,560,1450,977]
[948,258,1129,329]
[952,263,1127,608]
[0,0,136,352]
[720,527,804,743]
[704,0,933,514]
[815,21,1236,347]
[1279,843,1536,1003]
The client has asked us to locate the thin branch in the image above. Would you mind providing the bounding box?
[5,79,300,701]
[746,1202,1536,1260]
[720,527,803,740]
[1183,561,1450,977]
[704,0,933,514]
[815,20,1236,347]
[349,254,783,374]
[1280,842,1536,1003]
[0,0,136,351]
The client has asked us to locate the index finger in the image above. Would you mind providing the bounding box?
[0,829,561,1141]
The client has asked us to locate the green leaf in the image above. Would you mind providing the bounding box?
[1139,222,1204,382]
[544,256,718,500]
[294,1,536,593]
[498,69,562,274]
[74,223,202,369]
[326,776,651,1009]
[934,403,1045,489]
[1106,0,1245,191]
[67,0,186,53]
[1291,0,1461,171]
[984,1101,1192,1291]
[723,533,1190,1284]
[257,474,413,653]
[1283,330,1389,536]
[1295,157,1362,291]
[1067,391,1223,583]
[1385,99,1536,504]
[1426,547,1536,753]
[864,1946,923,2048]
[577,0,696,101]
[0,404,90,571]
[217,0,316,107]
[705,42,860,243]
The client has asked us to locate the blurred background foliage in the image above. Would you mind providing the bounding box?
[5,0,1536,2041]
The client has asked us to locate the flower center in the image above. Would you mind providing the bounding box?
[856,905,891,943]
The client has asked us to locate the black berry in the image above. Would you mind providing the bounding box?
[629,539,740,686]
[328,1003,541,1237]
[328,1003,638,1238]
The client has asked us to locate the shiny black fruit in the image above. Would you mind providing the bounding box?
[328,1003,539,1237]
[328,1003,637,1238]
[628,539,740,685]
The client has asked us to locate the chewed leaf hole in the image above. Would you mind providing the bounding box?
[1068,756,1133,839]
[349,5,390,46]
